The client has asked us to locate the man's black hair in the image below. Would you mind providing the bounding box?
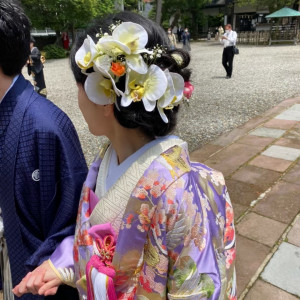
[0,0,31,76]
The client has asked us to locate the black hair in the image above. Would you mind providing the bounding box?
[70,11,191,137]
[0,0,31,76]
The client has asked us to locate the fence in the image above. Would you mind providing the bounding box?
[237,30,300,45]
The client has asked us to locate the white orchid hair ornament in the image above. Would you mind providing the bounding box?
[75,21,194,123]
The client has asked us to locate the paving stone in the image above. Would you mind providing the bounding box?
[261,242,300,297]
[282,163,300,185]
[278,97,300,107]
[287,215,300,247]
[226,179,263,206]
[274,137,300,149]
[249,155,292,172]
[236,135,274,147]
[262,105,286,117]
[245,279,299,300]
[263,119,298,130]
[289,104,300,111]
[231,165,281,192]
[253,181,300,224]
[237,116,270,131]
[275,109,300,121]
[211,128,248,147]
[236,212,286,247]
[262,145,300,161]
[232,202,248,220]
[204,144,263,177]
[283,127,300,140]
[190,144,222,162]
[249,127,286,138]
[236,234,270,297]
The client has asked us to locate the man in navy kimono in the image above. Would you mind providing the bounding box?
[0,1,87,299]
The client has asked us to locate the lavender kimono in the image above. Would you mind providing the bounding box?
[73,138,236,299]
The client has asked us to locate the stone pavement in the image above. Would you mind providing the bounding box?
[191,95,300,299]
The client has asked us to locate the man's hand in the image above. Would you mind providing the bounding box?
[221,36,227,40]
[12,260,62,297]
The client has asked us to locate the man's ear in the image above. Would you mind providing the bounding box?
[103,104,114,117]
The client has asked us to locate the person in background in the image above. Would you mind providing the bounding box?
[27,37,47,97]
[0,0,87,298]
[14,11,236,300]
[62,32,70,50]
[167,27,177,50]
[220,24,237,79]
[182,27,191,51]
[177,26,183,42]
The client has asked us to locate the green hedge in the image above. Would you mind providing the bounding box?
[43,44,67,59]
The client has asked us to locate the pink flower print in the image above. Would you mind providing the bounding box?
[150,184,163,198]
[226,202,234,226]
[138,204,155,232]
[210,171,225,186]
[133,187,148,199]
[224,226,235,245]
[184,191,197,218]
[226,248,236,269]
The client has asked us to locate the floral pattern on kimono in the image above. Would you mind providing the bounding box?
[74,142,236,300]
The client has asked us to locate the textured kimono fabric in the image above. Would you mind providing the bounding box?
[0,75,87,299]
[74,143,236,300]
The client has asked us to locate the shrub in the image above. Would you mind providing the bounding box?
[43,44,67,59]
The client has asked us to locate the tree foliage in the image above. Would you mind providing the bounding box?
[21,0,114,32]
[160,0,212,36]
[236,0,299,12]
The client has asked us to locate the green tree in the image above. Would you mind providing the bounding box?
[236,0,299,12]
[21,0,114,41]
[160,0,212,37]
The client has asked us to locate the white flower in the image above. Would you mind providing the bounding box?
[75,35,98,70]
[93,55,123,97]
[84,72,115,105]
[121,65,167,111]
[157,70,184,123]
[98,22,150,74]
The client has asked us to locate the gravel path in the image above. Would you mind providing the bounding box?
[23,42,300,165]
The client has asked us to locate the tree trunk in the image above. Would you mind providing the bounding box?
[156,0,163,25]
[55,30,62,46]
[170,10,181,28]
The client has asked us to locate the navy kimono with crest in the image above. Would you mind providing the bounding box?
[0,75,88,299]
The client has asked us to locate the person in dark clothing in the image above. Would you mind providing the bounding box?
[27,37,47,97]
[0,1,87,299]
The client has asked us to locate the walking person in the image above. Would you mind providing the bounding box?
[14,11,237,300]
[27,37,47,97]
[182,27,191,51]
[0,1,87,299]
[220,24,237,79]
[167,27,177,49]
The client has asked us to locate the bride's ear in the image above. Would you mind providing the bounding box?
[103,104,114,117]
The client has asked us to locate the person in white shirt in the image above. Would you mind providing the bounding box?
[220,24,237,79]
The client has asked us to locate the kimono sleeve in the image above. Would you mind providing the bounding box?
[23,110,88,270]
[163,170,236,300]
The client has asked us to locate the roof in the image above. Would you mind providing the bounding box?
[205,0,225,7]
[266,7,300,18]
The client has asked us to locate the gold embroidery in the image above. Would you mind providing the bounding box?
[144,236,160,267]
[161,146,190,178]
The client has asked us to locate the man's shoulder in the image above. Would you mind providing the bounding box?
[25,94,75,135]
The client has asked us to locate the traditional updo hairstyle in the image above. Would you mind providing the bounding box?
[70,11,191,138]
